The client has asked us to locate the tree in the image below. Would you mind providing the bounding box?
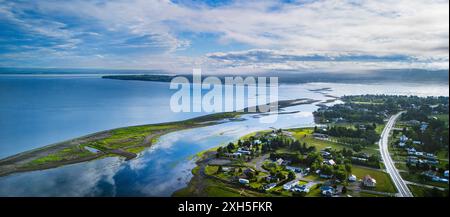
[276,171,286,180]
[288,171,296,180]
[227,142,235,152]
[321,165,333,175]
[334,169,347,181]
[345,164,352,173]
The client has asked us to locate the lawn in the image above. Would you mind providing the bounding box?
[408,184,448,197]
[351,166,397,193]
[357,191,387,197]
[287,127,380,155]
[203,179,267,197]
[205,165,219,175]
[305,185,322,197]
[26,146,94,167]
[432,114,449,125]
[394,162,408,171]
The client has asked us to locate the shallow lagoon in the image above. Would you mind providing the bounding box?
[0,75,448,196]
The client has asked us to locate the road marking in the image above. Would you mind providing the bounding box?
[378,112,413,197]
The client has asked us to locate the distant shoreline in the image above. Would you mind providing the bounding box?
[101,71,450,84]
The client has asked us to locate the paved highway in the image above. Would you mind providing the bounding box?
[379,112,413,197]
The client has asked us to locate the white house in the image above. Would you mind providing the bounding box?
[239,178,249,184]
[292,184,311,193]
[264,183,277,191]
[363,175,377,187]
[237,148,251,155]
[313,133,329,139]
[276,158,284,165]
[324,159,336,166]
[444,170,449,178]
[406,147,416,153]
[286,166,302,173]
[413,141,422,145]
[283,180,298,190]
[320,186,335,197]
[399,135,408,143]
[348,174,357,182]
[420,122,428,132]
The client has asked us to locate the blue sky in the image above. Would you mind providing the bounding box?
[0,0,448,73]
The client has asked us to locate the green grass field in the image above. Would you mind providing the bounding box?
[351,166,397,193]
[288,128,379,155]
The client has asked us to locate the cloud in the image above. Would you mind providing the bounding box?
[204,49,449,71]
[0,0,448,71]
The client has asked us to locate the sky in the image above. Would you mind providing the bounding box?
[0,0,448,73]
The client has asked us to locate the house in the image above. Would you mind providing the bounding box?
[427,159,439,165]
[424,153,437,160]
[420,122,428,132]
[320,186,335,197]
[225,152,242,158]
[281,160,291,166]
[352,157,368,162]
[282,131,293,137]
[432,177,449,183]
[253,139,262,145]
[332,117,345,123]
[407,150,416,156]
[358,153,370,159]
[415,151,424,157]
[406,147,416,153]
[313,133,329,139]
[444,170,449,178]
[316,124,328,130]
[292,185,309,193]
[222,167,231,172]
[398,142,406,147]
[413,140,422,145]
[286,166,302,173]
[320,174,333,179]
[283,180,299,190]
[264,183,277,191]
[363,175,377,187]
[237,148,251,155]
[324,159,336,166]
[348,174,357,182]
[422,170,436,179]
[276,158,284,165]
[399,135,408,143]
[243,168,255,175]
[238,178,249,184]
[358,124,366,130]
[304,168,311,174]
[321,151,331,158]
[407,156,419,164]
[292,183,314,193]
[265,176,279,183]
[406,120,421,126]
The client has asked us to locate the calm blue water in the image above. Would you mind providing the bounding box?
[0,75,202,158]
[0,75,448,196]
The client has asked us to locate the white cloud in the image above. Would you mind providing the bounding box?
[0,0,448,71]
